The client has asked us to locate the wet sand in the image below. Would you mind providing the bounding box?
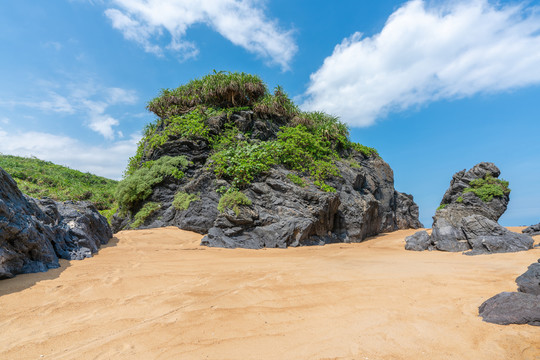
[0,227,538,360]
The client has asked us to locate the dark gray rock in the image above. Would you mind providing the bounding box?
[114,111,423,248]
[516,260,540,295]
[406,162,533,255]
[405,230,431,251]
[479,292,540,326]
[523,222,540,236]
[0,166,112,279]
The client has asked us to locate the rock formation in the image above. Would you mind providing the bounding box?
[405,162,533,254]
[522,222,540,236]
[0,167,112,279]
[479,259,540,326]
[113,72,423,248]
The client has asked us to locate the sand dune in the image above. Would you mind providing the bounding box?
[0,227,539,360]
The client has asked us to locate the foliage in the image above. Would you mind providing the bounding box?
[437,204,448,210]
[294,111,349,149]
[217,190,252,215]
[314,180,336,193]
[456,196,464,203]
[172,192,200,211]
[349,142,379,157]
[345,158,362,169]
[131,202,161,228]
[463,173,510,202]
[147,71,266,118]
[0,155,117,211]
[286,173,307,187]
[253,86,299,120]
[211,141,279,188]
[116,156,188,210]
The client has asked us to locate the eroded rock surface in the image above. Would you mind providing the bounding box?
[479,259,540,326]
[523,222,540,236]
[405,162,533,255]
[0,167,112,279]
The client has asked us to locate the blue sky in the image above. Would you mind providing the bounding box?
[0,0,539,227]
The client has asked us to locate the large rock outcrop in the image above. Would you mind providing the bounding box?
[479,259,540,326]
[0,167,112,279]
[113,110,423,248]
[405,162,533,254]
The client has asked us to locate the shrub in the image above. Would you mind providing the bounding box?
[217,190,252,215]
[131,202,161,228]
[172,192,200,211]
[147,71,266,118]
[286,173,307,187]
[456,196,464,203]
[463,173,510,202]
[296,111,349,149]
[116,156,189,210]
[437,204,448,210]
[253,86,299,120]
[211,141,279,188]
[349,142,378,157]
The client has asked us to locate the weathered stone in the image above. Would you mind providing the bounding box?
[479,292,540,326]
[405,230,431,251]
[0,166,112,279]
[523,222,540,236]
[516,260,540,295]
[406,162,533,255]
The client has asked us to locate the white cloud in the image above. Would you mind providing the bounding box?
[104,0,297,69]
[1,117,9,124]
[0,129,140,180]
[303,0,540,126]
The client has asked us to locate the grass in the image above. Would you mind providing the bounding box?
[217,190,252,216]
[131,202,161,228]
[172,192,200,211]
[0,154,117,211]
[463,173,510,202]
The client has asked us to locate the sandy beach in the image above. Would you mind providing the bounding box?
[0,227,538,360]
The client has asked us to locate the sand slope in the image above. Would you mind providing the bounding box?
[0,227,539,360]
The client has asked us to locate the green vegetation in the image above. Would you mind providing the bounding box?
[456,196,464,203]
[286,173,307,187]
[463,173,510,202]
[437,204,448,210]
[217,190,252,216]
[172,192,200,211]
[121,71,381,222]
[116,156,188,210]
[131,202,161,228]
[0,155,117,211]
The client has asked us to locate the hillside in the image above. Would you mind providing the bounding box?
[0,155,117,216]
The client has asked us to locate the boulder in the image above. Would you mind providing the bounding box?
[479,292,540,326]
[516,260,540,295]
[405,162,533,255]
[405,230,431,251]
[0,167,112,279]
[522,222,540,236]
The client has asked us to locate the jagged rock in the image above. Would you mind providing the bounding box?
[0,167,112,279]
[114,110,423,248]
[523,222,540,236]
[516,260,540,295]
[479,292,540,326]
[405,230,431,251]
[406,162,533,255]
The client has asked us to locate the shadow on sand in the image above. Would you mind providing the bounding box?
[0,236,120,297]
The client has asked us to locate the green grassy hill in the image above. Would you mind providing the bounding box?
[0,155,117,217]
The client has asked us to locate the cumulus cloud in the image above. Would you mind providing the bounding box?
[303,0,540,126]
[0,129,140,179]
[104,0,297,69]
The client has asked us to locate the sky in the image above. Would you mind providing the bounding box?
[0,0,539,227]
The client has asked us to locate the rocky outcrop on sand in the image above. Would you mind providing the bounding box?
[0,167,112,279]
[405,162,533,254]
[523,222,540,236]
[479,259,540,326]
[112,110,422,248]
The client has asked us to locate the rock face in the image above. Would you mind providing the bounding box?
[0,167,112,279]
[405,162,533,254]
[113,110,423,248]
[523,222,540,236]
[479,259,540,326]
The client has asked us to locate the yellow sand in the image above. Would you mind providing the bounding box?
[0,227,539,360]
